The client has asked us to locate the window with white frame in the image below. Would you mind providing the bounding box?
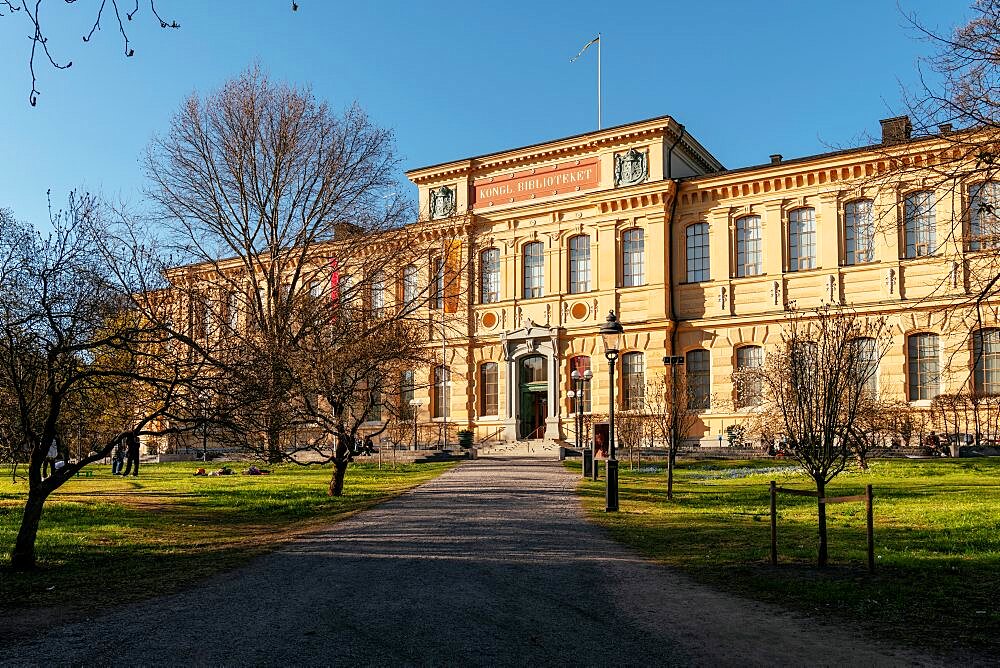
[973,328,1000,396]
[432,258,444,309]
[523,242,544,298]
[907,333,940,400]
[686,223,710,282]
[432,365,450,418]
[788,208,816,271]
[970,181,1000,251]
[371,272,385,317]
[480,362,499,415]
[621,352,645,410]
[568,235,591,294]
[735,345,763,408]
[848,336,879,398]
[844,199,875,265]
[622,229,645,287]
[735,215,762,277]
[904,191,936,258]
[480,248,500,304]
[402,264,419,305]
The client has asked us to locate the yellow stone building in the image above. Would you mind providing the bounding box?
[399,115,1000,448]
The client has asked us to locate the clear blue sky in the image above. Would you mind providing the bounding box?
[0,1,969,227]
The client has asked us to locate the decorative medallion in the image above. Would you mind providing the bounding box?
[429,185,456,220]
[614,148,648,187]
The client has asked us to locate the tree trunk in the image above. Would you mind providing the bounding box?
[266,429,283,464]
[11,487,48,571]
[816,478,828,568]
[328,459,348,496]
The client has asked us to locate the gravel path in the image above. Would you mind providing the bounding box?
[1,457,939,667]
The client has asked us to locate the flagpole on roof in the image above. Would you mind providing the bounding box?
[571,33,602,130]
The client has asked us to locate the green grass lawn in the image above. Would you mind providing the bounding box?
[0,460,454,618]
[573,457,1000,655]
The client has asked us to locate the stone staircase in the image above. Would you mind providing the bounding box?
[474,439,562,458]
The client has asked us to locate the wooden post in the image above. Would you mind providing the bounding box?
[866,484,875,573]
[770,480,777,566]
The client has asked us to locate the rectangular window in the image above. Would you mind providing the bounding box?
[844,200,875,265]
[364,387,382,422]
[736,216,762,277]
[480,362,498,415]
[569,235,591,294]
[371,272,385,317]
[480,249,500,304]
[970,182,1000,251]
[622,229,645,287]
[788,208,816,271]
[400,370,414,413]
[973,329,1000,396]
[735,346,763,408]
[570,356,592,413]
[621,352,645,410]
[907,333,940,400]
[686,349,710,409]
[685,223,710,282]
[904,191,936,258]
[433,365,450,418]
[523,242,544,298]
[432,258,444,309]
[402,265,418,305]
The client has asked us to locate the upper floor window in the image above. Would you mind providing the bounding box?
[568,235,591,294]
[569,355,592,413]
[788,208,816,272]
[622,229,645,287]
[973,328,1000,396]
[735,345,763,408]
[735,215,762,277]
[621,351,645,410]
[685,223,710,283]
[432,258,445,309]
[402,264,418,305]
[432,365,450,418]
[480,362,499,415]
[480,248,500,304]
[686,349,710,409]
[907,333,940,401]
[371,272,385,317]
[969,181,1000,251]
[523,241,544,299]
[844,199,875,265]
[904,191,936,258]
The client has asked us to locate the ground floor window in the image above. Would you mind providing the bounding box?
[480,362,498,415]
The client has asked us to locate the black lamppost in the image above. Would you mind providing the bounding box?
[571,368,594,477]
[600,311,624,512]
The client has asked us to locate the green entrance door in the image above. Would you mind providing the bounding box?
[518,354,548,439]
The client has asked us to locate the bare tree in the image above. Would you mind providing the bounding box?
[741,307,891,567]
[645,370,699,500]
[0,194,190,570]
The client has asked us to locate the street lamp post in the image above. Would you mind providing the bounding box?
[600,311,624,512]
[408,399,422,451]
[572,369,594,477]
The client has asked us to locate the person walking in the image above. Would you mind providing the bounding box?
[112,435,127,475]
[121,432,141,477]
[42,438,58,478]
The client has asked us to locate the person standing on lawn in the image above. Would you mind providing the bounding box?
[42,438,58,478]
[121,431,141,477]
[112,435,127,475]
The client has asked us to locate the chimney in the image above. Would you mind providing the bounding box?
[769,154,783,165]
[880,116,912,145]
[938,123,953,135]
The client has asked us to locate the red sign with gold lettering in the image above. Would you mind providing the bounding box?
[472,158,600,208]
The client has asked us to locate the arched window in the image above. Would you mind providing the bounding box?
[432,365,450,418]
[904,191,936,258]
[480,362,499,415]
[844,199,874,265]
[568,235,591,294]
[480,248,500,304]
[686,349,710,409]
[569,355,592,413]
[622,229,645,287]
[685,223,710,282]
[970,181,1000,250]
[523,241,544,298]
[735,215,762,277]
[973,328,1000,396]
[621,352,645,410]
[788,208,816,271]
[907,333,940,400]
[735,345,763,408]
[848,337,879,398]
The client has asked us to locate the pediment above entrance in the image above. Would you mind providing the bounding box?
[501,319,562,343]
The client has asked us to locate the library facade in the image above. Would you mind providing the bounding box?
[403,115,998,447]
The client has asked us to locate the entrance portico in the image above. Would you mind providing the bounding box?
[501,321,562,442]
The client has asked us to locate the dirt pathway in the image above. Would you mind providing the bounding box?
[0,458,938,666]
